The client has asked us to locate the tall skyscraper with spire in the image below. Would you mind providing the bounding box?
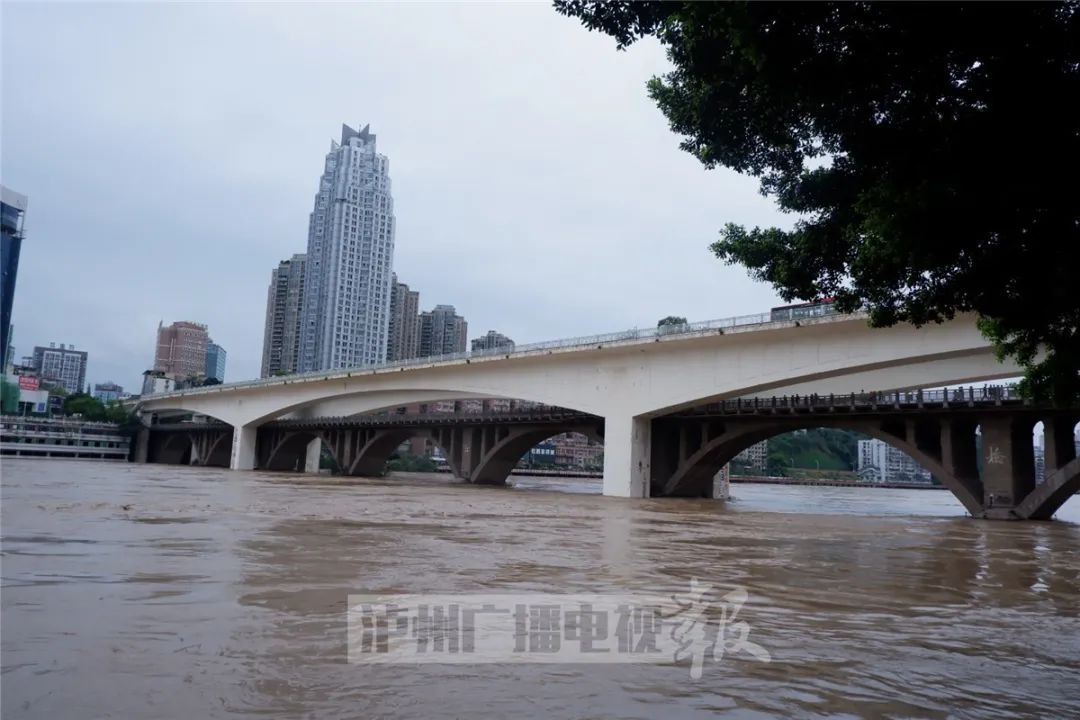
[299,124,396,371]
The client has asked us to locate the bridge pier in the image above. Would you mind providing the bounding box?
[230,424,257,470]
[979,416,1036,518]
[602,415,650,498]
[304,438,322,473]
[134,427,150,463]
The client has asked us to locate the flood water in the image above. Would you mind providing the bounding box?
[2,459,1079,719]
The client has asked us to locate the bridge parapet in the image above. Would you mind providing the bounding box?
[265,407,598,430]
[136,305,855,404]
[679,385,1029,417]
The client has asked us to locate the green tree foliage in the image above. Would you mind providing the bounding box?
[0,376,19,414]
[657,316,688,328]
[764,428,864,476]
[386,453,438,473]
[47,383,69,399]
[554,2,1080,403]
[59,393,134,425]
[63,393,105,418]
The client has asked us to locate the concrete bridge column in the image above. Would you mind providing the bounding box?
[602,415,650,498]
[230,424,257,471]
[133,427,150,463]
[304,438,322,473]
[1043,416,1079,472]
[979,416,1036,518]
[1015,415,1080,520]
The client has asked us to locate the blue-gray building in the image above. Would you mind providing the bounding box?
[526,441,557,467]
[1,186,28,372]
[205,342,226,382]
[92,382,124,404]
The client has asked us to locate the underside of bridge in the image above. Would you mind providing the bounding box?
[254,420,604,485]
[649,406,1080,521]
[137,390,1079,521]
[146,427,233,467]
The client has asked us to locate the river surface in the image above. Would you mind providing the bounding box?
[2,459,1078,719]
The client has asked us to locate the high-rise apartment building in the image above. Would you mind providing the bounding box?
[205,342,227,382]
[1,186,28,372]
[299,124,395,371]
[261,254,306,377]
[155,321,209,380]
[471,330,515,353]
[387,274,420,361]
[418,305,467,358]
[31,343,88,393]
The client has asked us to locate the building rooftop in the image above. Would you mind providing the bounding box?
[341,123,374,144]
[1,186,28,212]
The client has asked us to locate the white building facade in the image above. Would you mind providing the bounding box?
[733,440,769,475]
[299,124,395,372]
[857,438,932,484]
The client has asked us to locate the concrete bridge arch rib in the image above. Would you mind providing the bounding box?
[649,415,984,516]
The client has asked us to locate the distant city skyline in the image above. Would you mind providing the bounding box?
[2,3,791,391]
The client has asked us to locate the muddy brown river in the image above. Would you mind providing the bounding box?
[2,459,1078,719]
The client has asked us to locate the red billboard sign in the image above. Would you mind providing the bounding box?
[18,375,40,391]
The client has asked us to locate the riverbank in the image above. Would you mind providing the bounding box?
[731,474,946,490]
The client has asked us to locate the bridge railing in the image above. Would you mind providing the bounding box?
[683,384,1025,415]
[142,305,850,399]
[269,409,598,429]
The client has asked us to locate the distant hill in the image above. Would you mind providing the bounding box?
[733,428,869,477]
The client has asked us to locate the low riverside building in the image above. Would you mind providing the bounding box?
[0,415,130,460]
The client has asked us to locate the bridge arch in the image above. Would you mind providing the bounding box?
[637,351,1021,418]
[652,416,985,516]
[150,431,193,465]
[259,428,339,472]
[450,426,604,486]
[1015,418,1080,520]
[146,425,233,467]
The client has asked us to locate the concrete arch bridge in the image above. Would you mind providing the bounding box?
[136,311,1079,519]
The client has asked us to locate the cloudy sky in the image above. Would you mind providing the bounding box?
[2,2,789,390]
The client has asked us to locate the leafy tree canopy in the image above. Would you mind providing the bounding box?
[60,393,133,424]
[555,1,1080,402]
[46,383,69,398]
[657,315,688,327]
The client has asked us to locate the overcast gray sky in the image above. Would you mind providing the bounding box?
[2,2,789,391]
